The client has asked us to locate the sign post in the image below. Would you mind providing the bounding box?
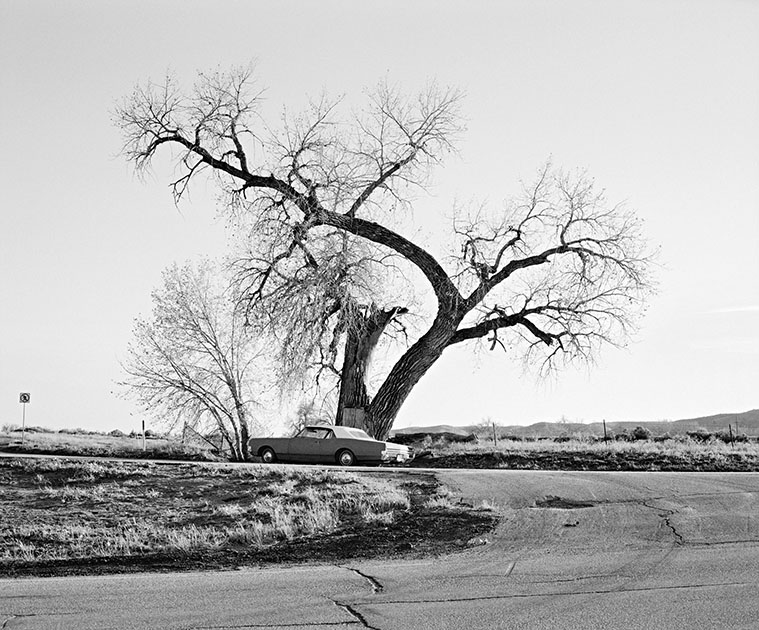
[19,393,30,446]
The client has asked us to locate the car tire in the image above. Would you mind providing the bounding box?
[260,447,277,464]
[337,449,355,467]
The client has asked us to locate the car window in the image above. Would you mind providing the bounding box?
[344,428,373,440]
[296,427,332,439]
[297,428,319,439]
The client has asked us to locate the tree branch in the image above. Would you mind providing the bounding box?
[318,211,463,310]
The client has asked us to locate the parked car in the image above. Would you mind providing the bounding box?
[248,424,413,466]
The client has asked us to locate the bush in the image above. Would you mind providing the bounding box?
[109,429,126,438]
[715,430,750,444]
[631,426,652,441]
[687,429,713,443]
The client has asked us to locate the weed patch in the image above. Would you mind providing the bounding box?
[0,458,494,577]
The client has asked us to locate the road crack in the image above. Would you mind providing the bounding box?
[640,500,685,545]
[327,566,385,629]
[333,601,381,630]
[340,566,384,593]
[662,513,684,545]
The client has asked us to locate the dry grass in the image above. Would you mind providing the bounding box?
[0,458,411,566]
[405,432,759,472]
[0,430,217,461]
[431,434,759,458]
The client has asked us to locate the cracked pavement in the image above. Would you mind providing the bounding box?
[3,470,759,629]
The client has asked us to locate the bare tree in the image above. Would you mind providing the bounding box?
[121,260,270,460]
[116,67,655,439]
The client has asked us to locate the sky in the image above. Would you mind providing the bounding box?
[1,0,758,434]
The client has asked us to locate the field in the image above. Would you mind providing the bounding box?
[0,428,219,461]
[407,433,759,472]
[0,456,495,578]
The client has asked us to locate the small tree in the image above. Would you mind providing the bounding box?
[121,260,270,460]
[287,399,334,436]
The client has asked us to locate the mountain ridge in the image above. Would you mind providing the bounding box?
[393,409,759,437]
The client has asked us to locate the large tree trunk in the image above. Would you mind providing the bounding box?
[366,313,460,439]
[335,305,406,429]
[334,325,371,426]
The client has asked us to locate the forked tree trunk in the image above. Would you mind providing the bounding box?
[335,305,406,429]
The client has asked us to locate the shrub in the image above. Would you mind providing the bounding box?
[715,430,750,444]
[631,426,652,441]
[687,429,713,443]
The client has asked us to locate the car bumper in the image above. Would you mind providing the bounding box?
[381,448,414,463]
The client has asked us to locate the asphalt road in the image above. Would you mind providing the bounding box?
[2,469,759,629]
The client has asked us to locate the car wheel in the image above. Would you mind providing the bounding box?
[337,449,355,467]
[260,447,277,464]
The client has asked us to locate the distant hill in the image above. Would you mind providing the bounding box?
[393,409,759,438]
[667,409,759,434]
[391,424,471,436]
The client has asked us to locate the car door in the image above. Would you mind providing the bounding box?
[288,427,335,463]
[309,428,338,464]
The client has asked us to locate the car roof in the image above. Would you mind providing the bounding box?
[304,424,374,440]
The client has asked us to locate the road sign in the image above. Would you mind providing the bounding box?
[19,393,30,404]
